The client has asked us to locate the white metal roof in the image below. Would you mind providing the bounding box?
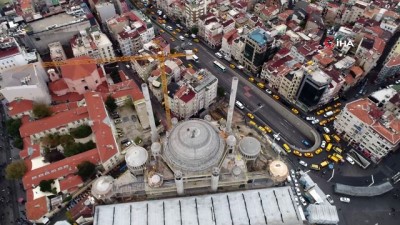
[93,187,303,225]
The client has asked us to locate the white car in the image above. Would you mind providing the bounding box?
[295,187,301,196]
[294,196,299,205]
[294,183,299,187]
[340,197,350,203]
[311,119,320,124]
[273,133,281,141]
[188,42,193,46]
[396,80,400,84]
[299,160,308,167]
[306,116,315,121]
[215,52,223,58]
[326,195,334,204]
[323,127,330,133]
[346,156,355,165]
[321,141,326,148]
[290,169,295,177]
[265,89,272,94]
[299,196,307,206]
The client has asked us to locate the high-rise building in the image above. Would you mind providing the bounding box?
[240,27,274,74]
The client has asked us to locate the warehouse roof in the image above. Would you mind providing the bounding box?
[94,187,304,225]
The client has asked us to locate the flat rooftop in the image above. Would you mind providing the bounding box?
[29,13,86,33]
[249,28,270,46]
[93,186,304,225]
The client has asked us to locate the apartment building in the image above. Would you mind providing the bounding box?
[95,1,117,23]
[278,69,305,102]
[0,36,37,73]
[48,42,67,62]
[70,26,115,60]
[354,34,385,76]
[241,28,274,74]
[220,29,239,60]
[334,95,400,163]
[340,1,369,25]
[184,0,207,28]
[378,54,400,81]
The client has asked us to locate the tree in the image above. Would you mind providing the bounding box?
[77,161,96,181]
[13,137,23,149]
[105,95,117,112]
[39,179,54,193]
[33,103,52,119]
[6,118,22,137]
[70,125,92,139]
[6,160,27,180]
[63,141,96,157]
[191,26,199,35]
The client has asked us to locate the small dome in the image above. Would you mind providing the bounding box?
[91,176,114,197]
[239,137,261,160]
[125,146,148,168]
[204,114,212,121]
[150,174,161,183]
[226,135,237,146]
[232,166,241,176]
[151,142,161,155]
[269,160,289,179]
[171,117,179,125]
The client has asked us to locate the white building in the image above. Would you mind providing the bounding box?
[0,37,36,73]
[48,42,67,62]
[71,26,115,60]
[334,95,400,163]
[0,63,51,104]
[185,0,207,28]
[278,69,304,102]
[95,1,117,23]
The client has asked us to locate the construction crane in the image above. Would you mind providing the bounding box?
[40,52,192,130]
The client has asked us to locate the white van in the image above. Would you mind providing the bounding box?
[235,101,244,109]
[179,35,185,41]
[192,55,199,63]
[215,52,223,59]
[324,111,334,117]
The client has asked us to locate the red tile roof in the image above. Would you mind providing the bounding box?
[23,149,100,189]
[387,54,400,67]
[51,92,84,103]
[60,56,97,81]
[19,141,40,159]
[49,79,68,93]
[26,196,48,221]
[19,107,89,138]
[108,79,144,101]
[0,46,20,58]
[84,92,118,163]
[347,99,375,125]
[8,99,33,117]
[179,89,196,103]
[350,66,364,78]
[59,175,83,192]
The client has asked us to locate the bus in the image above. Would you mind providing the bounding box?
[192,55,199,63]
[213,61,226,72]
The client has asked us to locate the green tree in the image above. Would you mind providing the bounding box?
[41,134,61,147]
[105,95,118,112]
[33,103,52,119]
[39,179,54,193]
[63,141,96,157]
[77,161,96,181]
[191,26,199,35]
[70,125,92,139]
[13,137,23,149]
[6,118,22,137]
[5,160,27,180]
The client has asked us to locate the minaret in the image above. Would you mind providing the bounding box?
[174,171,184,195]
[211,167,220,192]
[141,83,159,142]
[226,77,239,134]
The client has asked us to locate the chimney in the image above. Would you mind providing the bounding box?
[211,167,220,192]
[141,83,159,142]
[174,171,184,195]
[225,77,239,134]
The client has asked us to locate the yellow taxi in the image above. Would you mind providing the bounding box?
[160,29,165,33]
[311,164,321,171]
[258,126,266,133]
[249,120,257,126]
[273,95,280,100]
[193,48,198,53]
[334,102,342,107]
[175,28,181,33]
[291,108,299,114]
[170,37,175,42]
[230,64,236,69]
[316,110,325,115]
[333,108,341,114]
[332,134,341,142]
[328,154,339,163]
[304,152,314,158]
[319,120,327,126]
[172,31,177,35]
[327,116,336,122]
[282,144,291,153]
[248,77,255,82]
[314,148,323,155]
[187,63,193,68]
[247,113,255,119]
[293,150,302,157]
[324,106,333,112]
[264,126,272,133]
[257,82,265,89]
[320,160,329,168]
[193,39,199,43]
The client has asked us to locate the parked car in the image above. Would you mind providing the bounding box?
[273,133,281,141]
[302,140,310,146]
[264,126,272,133]
[215,52,223,58]
[321,140,326,148]
[304,152,314,158]
[334,102,342,107]
[248,77,255,82]
[299,160,308,167]
[324,106,333,112]
[273,95,280,100]
[295,187,301,196]
[306,116,315,121]
[311,119,320,124]
[316,110,325,115]
[265,89,272,94]
[293,150,302,157]
[340,197,351,203]
[323,127,330,133]
[292,108,299,114]
[247,113,255,119]
[346,156,355,165]
[311,164,321,170]
[326,195,334,204]
[315,148,323,154]
[299,196,307,206]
